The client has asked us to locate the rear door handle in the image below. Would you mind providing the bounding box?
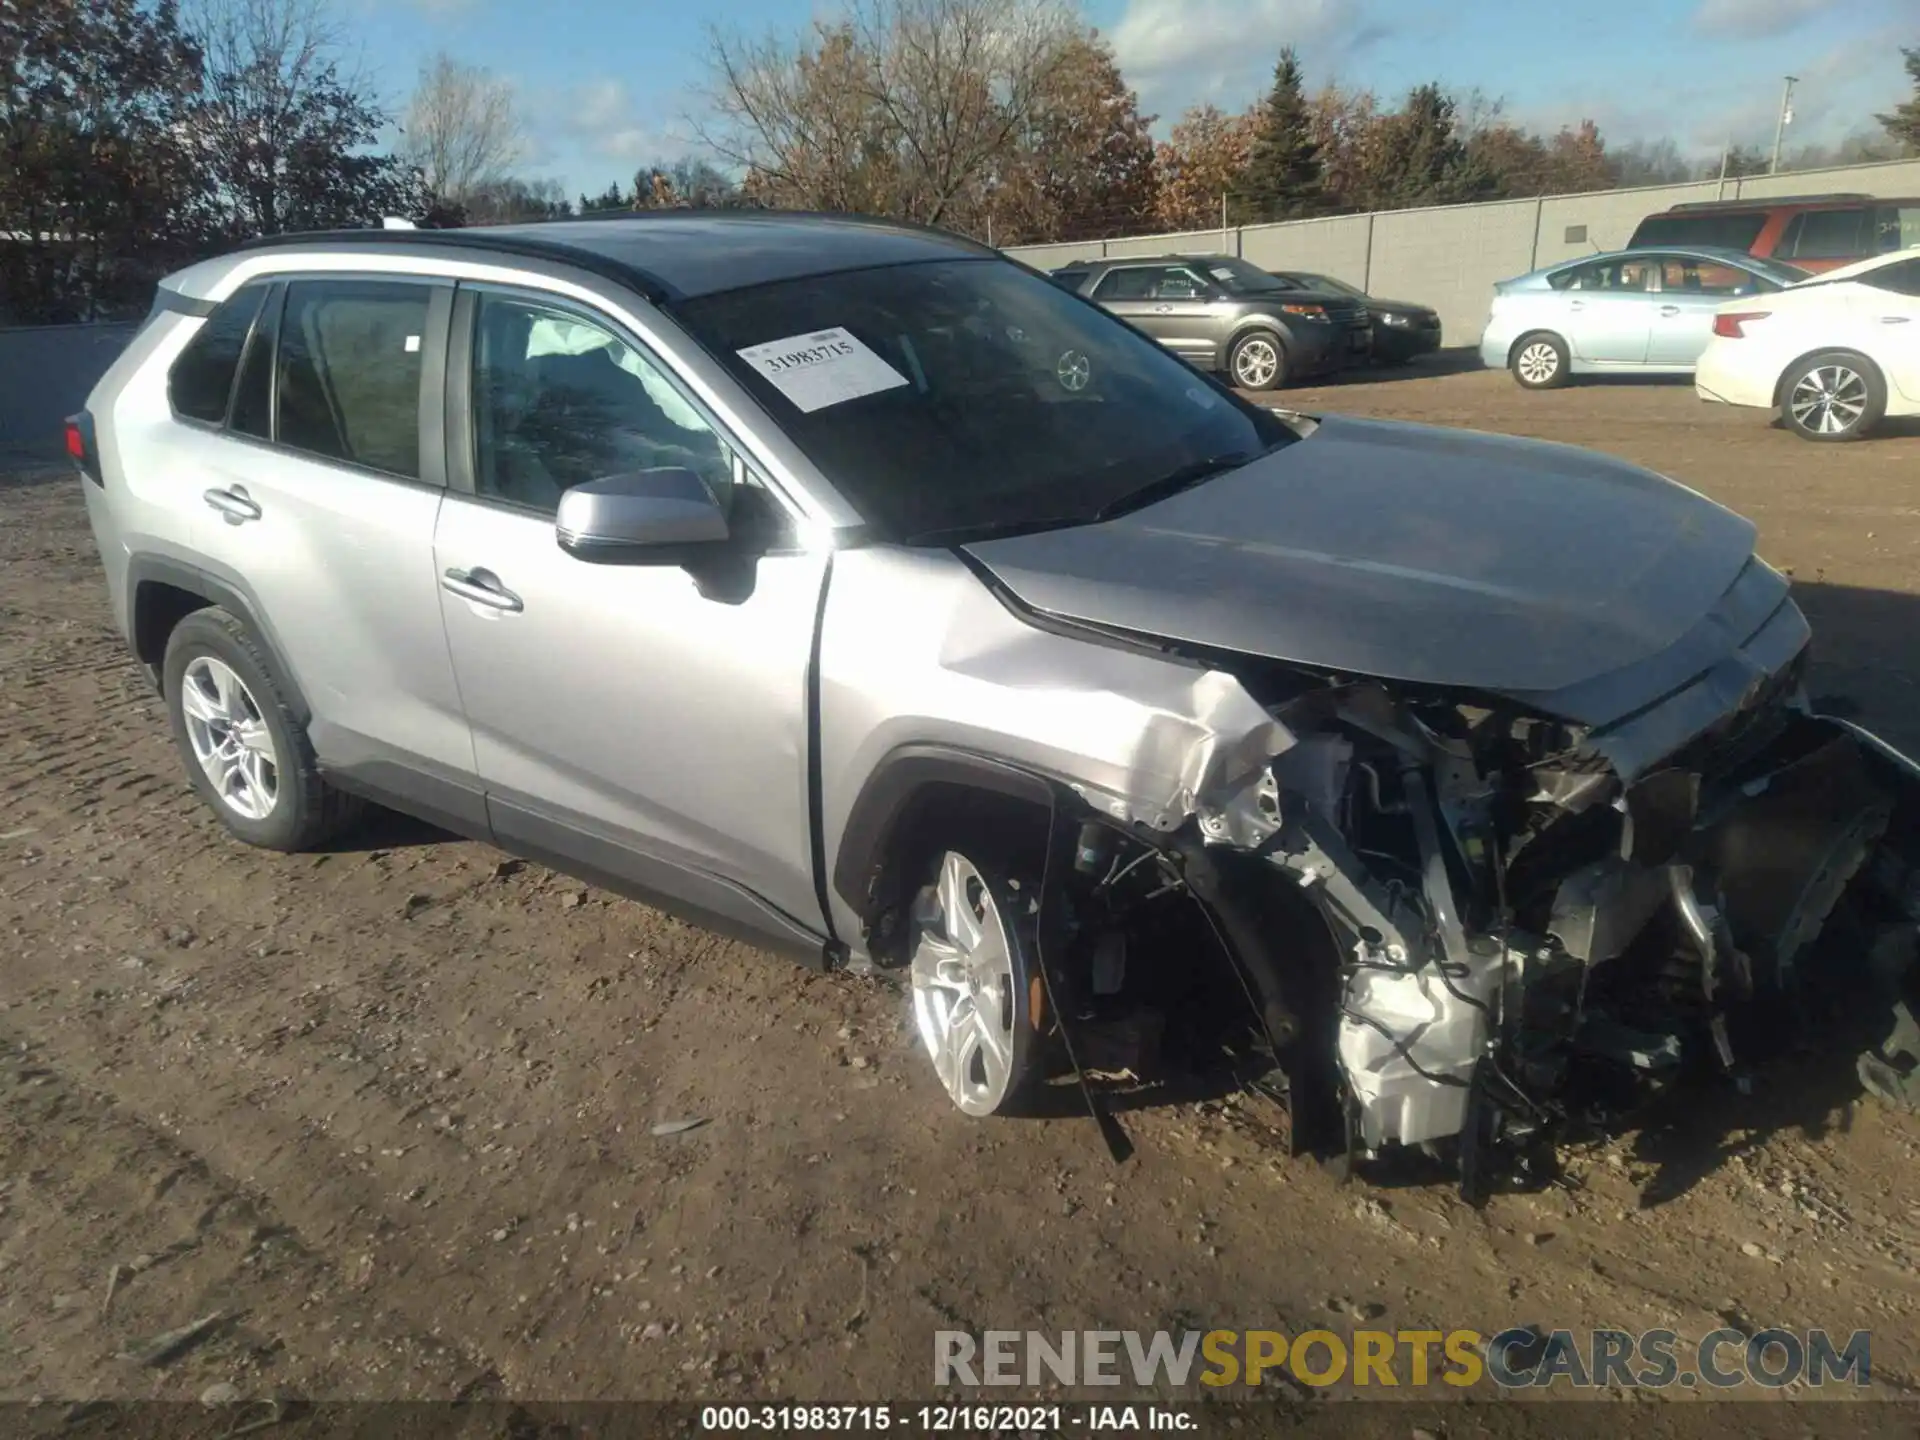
[1568,300,1585,310]
[441,568,523,613]
[1659,305,1681,316]
[1153,305,1174,313]
[1882,315,1912,324]
[203,486,262,523]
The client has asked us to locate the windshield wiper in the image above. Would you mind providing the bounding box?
[1093,451,1258,522]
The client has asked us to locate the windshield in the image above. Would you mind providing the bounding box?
[1198,256,1302,295]
[1297,272,1366,299]
[669,258,1293,543]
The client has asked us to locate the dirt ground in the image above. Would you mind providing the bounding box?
[6,362,1920,1412]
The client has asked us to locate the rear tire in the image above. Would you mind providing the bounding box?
[163,608,363,852]
[1510,332,1570,390]
[1779,351,1886,442]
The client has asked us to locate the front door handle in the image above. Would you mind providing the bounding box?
[441,568,523,613]
[1153,304,1174,313]
[1882,315,1912,325]
[1659,305,1681,316]
[203,486,262,523]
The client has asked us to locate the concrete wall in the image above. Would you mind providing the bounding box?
[1008,157,1920,346]
[0,322,138,458]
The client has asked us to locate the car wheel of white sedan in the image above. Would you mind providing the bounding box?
[1510,332,1570,390]
[1780,351,1887,443]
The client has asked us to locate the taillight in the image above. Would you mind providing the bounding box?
[1714,311,1770,339]
[65,411,101,485]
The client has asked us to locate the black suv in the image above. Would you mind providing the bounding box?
[1049,254,1370,390]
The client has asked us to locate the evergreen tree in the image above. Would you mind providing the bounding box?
[1879,46,1920,156]
[1234,48,1323,222]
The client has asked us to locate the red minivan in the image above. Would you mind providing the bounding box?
[1627,193,1920,272]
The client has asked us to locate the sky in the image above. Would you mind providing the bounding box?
[344,0,1918,200]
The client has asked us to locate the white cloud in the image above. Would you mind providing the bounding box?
[1111,0,1382,113]
[1693,0,1841,40]
[530,77,696,191]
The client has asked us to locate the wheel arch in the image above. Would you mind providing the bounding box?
[1772,345,1885,409]
[127,554,312,725]
[831,746,1057,958]
[1507,328,1567,368]
[1228,316,1292,355]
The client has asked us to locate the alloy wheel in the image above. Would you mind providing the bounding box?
[1233,338,1280,389]
[910,851,1022,1116]
[1789,364,1869,437]
[1516,341,1560,386]
[179,655,280,821]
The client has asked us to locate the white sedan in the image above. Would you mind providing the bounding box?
[1695,248,1920,441]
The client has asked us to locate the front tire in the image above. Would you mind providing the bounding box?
[163,608,362,852]
[908,850,1043,1117]
[1781,351,1886,442]
[1228,331,1288,391]
[1510,332,1570,389]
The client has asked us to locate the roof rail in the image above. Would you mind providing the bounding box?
[487,205,1000,256]
[232,226,674,301]
[1667,192,1874,212]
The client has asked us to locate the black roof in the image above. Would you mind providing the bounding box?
[1663,193,1874,213]
[237,211,996,301]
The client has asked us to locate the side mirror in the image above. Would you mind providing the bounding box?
[556,468,730,565]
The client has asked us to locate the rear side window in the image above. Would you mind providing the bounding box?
[1094,267,1168,301]
[276,279,431,478]
[168,286,266,424]
[1549,258,1655,292]
[1628,213,1768,251]
[1863,258,1920,298]
[1781,208,1868,260]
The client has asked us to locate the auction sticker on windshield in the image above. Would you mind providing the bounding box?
[737,327,909,413]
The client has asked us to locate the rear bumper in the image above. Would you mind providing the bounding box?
[1694,349,1775,410]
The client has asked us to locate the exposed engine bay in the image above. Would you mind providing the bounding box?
[1028,657,1920,1197]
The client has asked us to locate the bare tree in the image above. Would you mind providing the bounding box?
[400,52,524,208]
[700,0,1081,231]
[185,0,413,237]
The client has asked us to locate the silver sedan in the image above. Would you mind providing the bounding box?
[1479,246,1809,388]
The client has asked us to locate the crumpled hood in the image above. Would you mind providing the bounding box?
[962,415,1760,699]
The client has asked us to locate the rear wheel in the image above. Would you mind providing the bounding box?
[908,849,1043,1116]
[1510,332,1569,390]
[163,608,362,851]
[1780,352,1885,442]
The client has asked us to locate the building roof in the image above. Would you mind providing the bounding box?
[236,212,995,301]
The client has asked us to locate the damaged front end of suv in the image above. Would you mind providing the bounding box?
[928,417,1920,1193]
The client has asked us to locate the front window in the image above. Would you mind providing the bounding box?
[669,258,1292,543]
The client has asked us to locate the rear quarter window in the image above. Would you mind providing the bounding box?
[1627,213,1768,251]
[167,286,267,425]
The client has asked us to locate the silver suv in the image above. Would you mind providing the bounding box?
[71,214,1920,1190]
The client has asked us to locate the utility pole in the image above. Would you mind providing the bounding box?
[1770,75,1798,174]
[1221,191,1229,253]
